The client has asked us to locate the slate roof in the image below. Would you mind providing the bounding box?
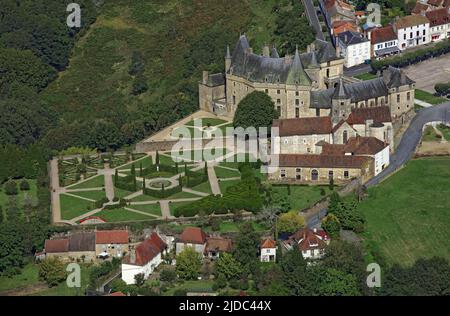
[382,66,415,88]
[228,36,338,85]
[278,154,372,169]
[273,117,333,136]
[337,30,369,46]
[426,7,450,27]
[68,232,95,252]
[371,25,397,44]
[310,78,389,108]
[395,15,430,29]
[205,73,225,87]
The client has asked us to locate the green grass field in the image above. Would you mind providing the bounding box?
[118,155,153,171]
[189,181,213,195]
[219,179,242,194]
[114,187,133,199]
[127,203,162,216]
[66,189,106,201]
[360,158,450,267]
[354,73,377,81]
[436,124,450,140]
[214,166,241,179]
[0,264,40,293]
[415,89,447,105]
[422,126,442,142]
[60,194,94,220]
[272,185,332,211]
[93,208,152,222]
[67,175,104,189]
[0,179,37,212]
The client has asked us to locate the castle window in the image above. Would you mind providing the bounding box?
[344,170,349,179]
[295,107,300,118]
[370,101,374,107]
[311,170,319,181]
[397,94,400,102]
[296,91,299,96]
[277,106,281,116]
[328,170,334,180]
[316,109,320,117]
[296,168,301,180]
[343,130,348,143]
[265,89,269,94]
[277,99,281,104]
[407,92,411,101]
[277,90,281,94]
[326,69,330,78]
[233,96,236,105]
[295,99,300,106]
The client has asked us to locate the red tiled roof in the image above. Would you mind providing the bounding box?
[444,0,450,7]
[179,227,207,244]
[273,117,332,137]
[278,154,371,169]
[333,21,358,36]
[132,232,166,266]
[205,237,232,253]
[96,230,129,244]
[428,0,443,7]
[344,136,388,155]
[261,238,277,249]
[426,7,450,27]
[107,291,126,296]
[45,239,69,253]
[286,228,328,251]
[347,106,392,125]
[371,25,397,44]
[355,11,366,16]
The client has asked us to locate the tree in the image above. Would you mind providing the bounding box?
[310,266,360,296]
[232,222,261,274]
[160,267,177,283]
[4,180,17,195]
[39,257,66,287]
[134,273,145,287]
[19,179,30,191]
[0,222,24,275]
[329,177,335,191]
[155,151,160,166]
[233,91,278,130]
[142,176,146,192]
[132,74,149,95]
[277,212,305,234]
[215,253,243,281]
[280,248,310,295]
[321,214,341,238]
[176,247,202,280]
[114,169,119,184]
[329,197,365,232]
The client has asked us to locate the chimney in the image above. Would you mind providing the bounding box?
[262,44,270,57]
[365,119,374,136]
[130,247,136,264]
[313,228,317,233]
[202,71,209,85]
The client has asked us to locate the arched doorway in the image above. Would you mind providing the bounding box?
[311,170,319,181]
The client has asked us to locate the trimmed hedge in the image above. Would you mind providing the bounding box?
[184,169,208,188]
[372,40,450,72]
[144,184,182,199]
[173,164,263,217]
[95,197,109,208]
[141,164,177,177]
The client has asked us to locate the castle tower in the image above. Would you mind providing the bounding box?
[331,78,352,125]
[225,45,231,73]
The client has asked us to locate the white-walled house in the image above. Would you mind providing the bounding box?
[282,228,330,260]
[394,15,430,50]
[260,238,277,262]
[121,232,167,285]
[426,7,450,42]
[175,227,207,255]
[370,25,400,59]
[336,31,371,68]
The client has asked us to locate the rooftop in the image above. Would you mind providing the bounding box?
[96,230,129,244]
[395,15,430,29]
[273,117,332,137]
[179,227,208,244]
[426,7,450,27]
[278,153,372,169]
[371,25,397,44]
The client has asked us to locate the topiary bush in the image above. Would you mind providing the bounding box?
[4,180,18,195]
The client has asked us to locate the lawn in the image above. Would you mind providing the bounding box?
[60,194,94,220]
[422,126,441,142]
[127,203,162,216]
[0,179,37,211]
[189,181,213,195]
[436,124,450,140]
[219,153,257,169]
[118,155,153,171]
[93,208,153,222]
[66,189,106,201]
[0,263,40,293]
[166,190,203,199]
[415,89,447,105]
[67,175,104,189]
[214,166,241,179]
[354,73,377,81]
[114,187,134,199]
[219,179,241,194]
[272,185,332,211]
[359,158,450,267]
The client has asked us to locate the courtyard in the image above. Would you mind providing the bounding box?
[403,54,450,93]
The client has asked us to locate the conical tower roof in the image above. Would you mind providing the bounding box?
[270,46,280,58]
[286,46,311,86]
[332,77,350,99]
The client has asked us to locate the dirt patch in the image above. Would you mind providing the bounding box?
[0,283,48,296]
[416,141,450,157]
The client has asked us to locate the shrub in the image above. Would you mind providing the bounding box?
[19,179,30,191]
[4,180,18,195]
[95,197,109,208]
[39,257,67,287]
[160,267,177,283]
[173,288,187,296]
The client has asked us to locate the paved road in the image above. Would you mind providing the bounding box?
[302,0,324,41]
[50,159,62,224]
[366,102,450,187]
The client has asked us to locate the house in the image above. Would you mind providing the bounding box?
[336,31,371,68]
[355,11,366,20]
[371,25,400,59]
[331,20,359,39]
[121,232,167,285]
[427,0,445,9]
[282,228,330,260]
[175,227,208,255]
[95,230,129,259]
[204,237,232,259]
[260,238,277,262]
[426,7,450,42]
[323,0,356,27]
[394,15,431,50]
[44,232,96,262]
[411,2,430,15]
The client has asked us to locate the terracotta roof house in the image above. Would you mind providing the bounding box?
[332,20,359,37]
[370,25,400,59]
[260,238,277,262]
[394,15,431,50]
[95,230,130,259]
[121,232,167,285]
[426,7,450,41]
[273,117,333,137]
[45,239,69,254]
[106,291,126,296]
[43,232,96,262]
[427,0,444,8]
[204,237,233,259]
[411,2,430,15]
[282,228,330,260]
[176,227,208,255]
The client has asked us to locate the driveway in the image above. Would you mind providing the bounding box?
[366,101,450,187]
